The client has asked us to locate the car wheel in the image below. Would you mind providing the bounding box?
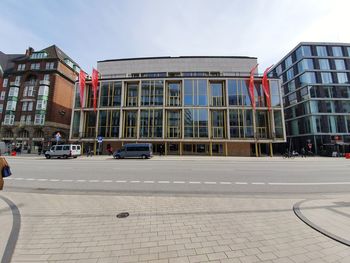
[73,156,78,158]
[45,155,51,159]
[141,154,147,159]
[114,155,120,159]
[63,155,68,159]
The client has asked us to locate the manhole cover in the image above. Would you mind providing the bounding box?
[116,212,129,218]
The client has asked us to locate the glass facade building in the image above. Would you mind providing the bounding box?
[70,57,285,156]
[270,42,350,155]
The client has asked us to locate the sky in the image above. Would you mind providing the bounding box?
[1,0,350,73]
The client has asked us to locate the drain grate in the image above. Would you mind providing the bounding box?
[116,212,129,218]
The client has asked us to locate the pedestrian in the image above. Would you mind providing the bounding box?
[86,145,92,157]
[0,157,10,191]
[301,147,306,158]
[159,144,163,156]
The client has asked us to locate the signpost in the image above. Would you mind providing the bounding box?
[97,136,103,155]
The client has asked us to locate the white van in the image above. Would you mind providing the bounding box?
[45,144,81,159]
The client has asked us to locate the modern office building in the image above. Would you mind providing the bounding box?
[269,42,350,155]
[70,56,285,156]
[0,45,80,153]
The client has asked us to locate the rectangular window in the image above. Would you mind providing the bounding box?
[124,111,137,138]
[0,91,5,100]
[34,114,45,125]
[167,82,181,106]
[44,74,50,81]
[98,110,120,138]
[17,64,25,71]
[211,110,225,138]
[286,68,294,81]
[297,59,314,73]
[36,100,47,110]
[2,78,8,87]
[274,110,284,138]
[28,102,33,111]
[100,81,121,107]
[256,110,269,138]
[6,101,17,111]
[316,46,328,56]
[318,59,330,70]
[141,80,163,106]
[8,87,19,97]
[227,79,251,106]
[30,63,40,70]
[285,56,293,69]
[15,76,21,85]
[295,45,312,60]
[321,72,333,84]
[184,109,208,138]
[210,82,225,106]
[45,62,55,70]
[184,79,207,106]
[337,73,348,84]
[299,72,316,85]
[166,110,181,138]
[4,114,15,125]
[269,80,281,107]
[22,102,28,111]
[20,115,26,124]
[38,86,49,96]
[229,109,253,138]
[139,109,163,138]
[125,83,138,107]
[26,115,31,125]
[27,86,35,96]
[332,46,343,57]
[335,59,346,70]
[0,104,3,113]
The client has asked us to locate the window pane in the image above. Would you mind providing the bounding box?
[316,46,327,56]
[319,59,330,70]
[332,46,343,57]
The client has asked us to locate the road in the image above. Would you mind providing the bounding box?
[3,156,350,194]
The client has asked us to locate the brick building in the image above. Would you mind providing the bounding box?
[0,46,80,153]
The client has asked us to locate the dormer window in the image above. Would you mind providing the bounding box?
[30,52,47,59]
[64,58,74,68]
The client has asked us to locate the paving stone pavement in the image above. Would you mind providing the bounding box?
[0,191,349,263]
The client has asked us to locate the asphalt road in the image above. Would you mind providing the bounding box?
[3,156,350,194]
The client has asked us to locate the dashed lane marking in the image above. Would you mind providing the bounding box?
[143,181,155,183]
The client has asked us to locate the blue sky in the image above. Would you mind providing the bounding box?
[1,0,350,73]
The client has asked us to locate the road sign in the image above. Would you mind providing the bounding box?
[97,136,103,143]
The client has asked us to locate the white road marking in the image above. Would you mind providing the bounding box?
[14,178,24,180]
[116,180,126,183]
[89,180,100,183]
[102,180,112,183]
[158,181,170,184]
[62,179,73,182]
[76,179,86,182]
[26,178,35,181]
[189,181,201,184]
[37,179,48,181]
[219,182,232,185]
[50,179,60,182]
[143,181,154,183]
[130,181,140,183]
[269,182,350,185]
[204,182,217,184]
[173,181,185,184]
[235,182,248,185]
[252,182,265,185]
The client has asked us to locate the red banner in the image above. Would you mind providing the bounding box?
[79,70,86,108]
[92,68,99,112]
[248,64,258,110]
[262,65,274,111]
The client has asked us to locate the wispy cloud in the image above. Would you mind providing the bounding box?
[1,0,350,72]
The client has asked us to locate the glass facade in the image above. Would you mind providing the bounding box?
[72,66,285,156]
[272,43,350,155]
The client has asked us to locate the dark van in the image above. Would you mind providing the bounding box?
[113,143,153,159]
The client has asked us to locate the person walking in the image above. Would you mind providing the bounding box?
[0,157,10,191]
[301,147,306,158]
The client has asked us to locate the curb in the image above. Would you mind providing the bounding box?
[0,196,21,263]
[293,199,350,247]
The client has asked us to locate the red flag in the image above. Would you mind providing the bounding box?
[248,64,258,110]
[79,70,86,108]
[92,68,99,112]
[262,65,274,111]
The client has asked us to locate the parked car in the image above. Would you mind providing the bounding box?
[45,144,81,159]
[113,143,153,159]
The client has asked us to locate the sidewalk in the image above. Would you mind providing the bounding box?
[0,191,349,263]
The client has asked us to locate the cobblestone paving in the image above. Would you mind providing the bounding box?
[1,192,349,263]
